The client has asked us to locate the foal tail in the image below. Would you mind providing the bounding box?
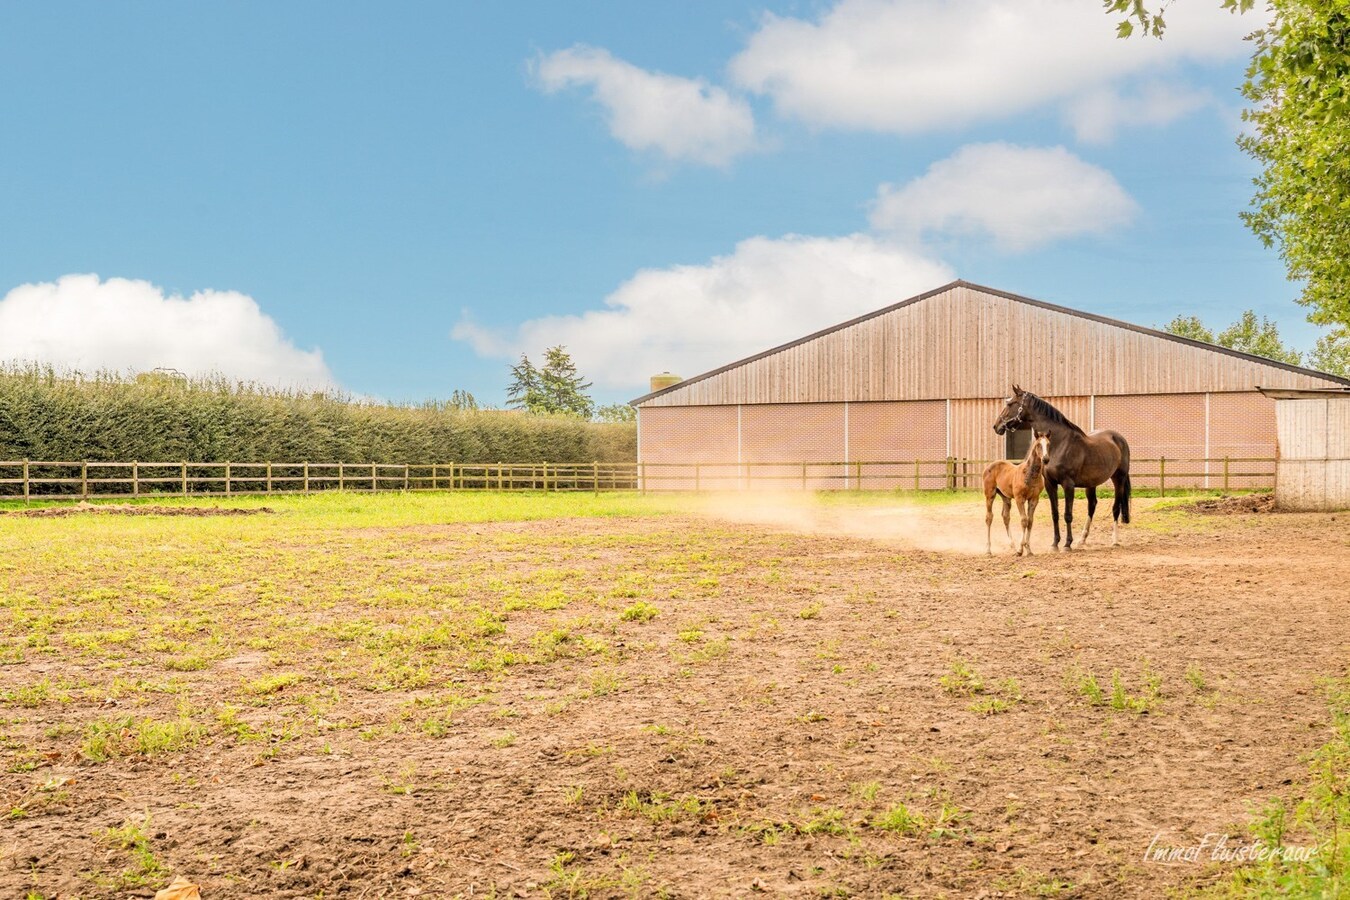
[1111,432,1132,524]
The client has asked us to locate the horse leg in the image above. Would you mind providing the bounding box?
[1062,479,1077,550]
[985,490,995,555]
[1082,486,1097,548]
[1046,480,1061,550]
[1002,495,1015,551]
[1110,471,1124,546]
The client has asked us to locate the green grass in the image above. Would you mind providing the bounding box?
[1189,677,1349,897]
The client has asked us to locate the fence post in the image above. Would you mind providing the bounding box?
[133,462,139,498]
[914,459,921,491]
[266,463,273,494]
[640,462,646,495]
[1223,456,1230,492]
[802,461,808,491]
[81,461,88,499]
[593,461,600,495]
[338,463,344,492]
[1159,456,1166,498]
[22,460,29,503]
[498,462,504,491]
[946,457,955,491]
[855,460,862,491]
[694,462,701,493]
[371,463,377,492]
[225,462,232,496]
[182,461,188,497]
[404,465,410,492]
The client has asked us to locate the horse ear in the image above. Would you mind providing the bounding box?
[1012,384,1023,396]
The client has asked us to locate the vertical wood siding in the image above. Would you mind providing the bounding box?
[639,285,1345,407]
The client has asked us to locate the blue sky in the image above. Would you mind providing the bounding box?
[0,1,1316,406]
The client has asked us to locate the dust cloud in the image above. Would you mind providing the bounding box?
[689,492,1039,555]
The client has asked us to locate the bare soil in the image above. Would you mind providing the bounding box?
[2,497,1348,899]
[0,503,273,518]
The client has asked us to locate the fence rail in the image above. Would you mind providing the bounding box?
[0,457,1275,500]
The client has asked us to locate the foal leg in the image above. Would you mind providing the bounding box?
[1015,496,1028,556]
[1024,495,1038,555]
[985,491,995,555]
[1046,480,1061,550]
[1081,486,1098,548]
[1062,479,1077,550]
[1002,496,1016,551]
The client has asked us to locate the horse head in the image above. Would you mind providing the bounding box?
[993,386,1030,435]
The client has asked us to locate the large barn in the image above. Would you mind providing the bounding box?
[631,281,1350,491]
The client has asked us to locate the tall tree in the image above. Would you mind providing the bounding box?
[506,354,544,412]
[506,347,595,417]
[1109,1,1350,330]
[539,345,594,419]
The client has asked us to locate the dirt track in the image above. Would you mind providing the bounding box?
[2,496,1347,898]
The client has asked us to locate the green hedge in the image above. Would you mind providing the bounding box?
[0,368,635,464]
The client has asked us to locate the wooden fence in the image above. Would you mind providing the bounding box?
[0,457,1275,500]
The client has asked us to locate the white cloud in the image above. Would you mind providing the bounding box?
[869,143,1138,252]
[1065,81,1212,144]
[454,234,953,390]
[729,0,1255,137]
[535,45,756,166]
[0,274,335,389]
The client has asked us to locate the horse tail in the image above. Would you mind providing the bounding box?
[1111,433,1132,524]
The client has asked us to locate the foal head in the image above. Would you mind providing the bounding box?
[1027,431,1050,473]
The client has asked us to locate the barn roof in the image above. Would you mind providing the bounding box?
[631,279,1350,406]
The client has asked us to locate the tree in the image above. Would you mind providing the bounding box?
[506,354,544,412]
[1109,2,1350,331]
[1163,315,1215,343]
[1309,328,1350,376]
[1105,0,1255,39]
[539,346,594,419]
[595,403,635,423]
[506,346,595,417]
[1162,309,1303,365]
[1217,310,1303,365]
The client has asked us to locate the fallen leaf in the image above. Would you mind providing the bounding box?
[154,875,201,900]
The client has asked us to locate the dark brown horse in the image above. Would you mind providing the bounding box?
[992,386,1131,550]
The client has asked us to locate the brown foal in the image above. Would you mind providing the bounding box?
[982,432,1050,556]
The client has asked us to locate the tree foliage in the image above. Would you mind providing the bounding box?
[595,403,636,423]
[1163,309,1304,365]
[1105,0,1255,39]
[1163,315,1215,343]
[506,346,595,418]
[1111,1,1350,329]
[1239,3,1350,329]
[1309,328,1350,375]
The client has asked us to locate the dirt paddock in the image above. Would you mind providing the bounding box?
[0,493,1346,898]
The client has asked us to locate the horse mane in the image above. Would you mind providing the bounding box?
[1024,393,1086,435]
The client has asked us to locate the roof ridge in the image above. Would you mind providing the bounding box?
[629,280,1350,405]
